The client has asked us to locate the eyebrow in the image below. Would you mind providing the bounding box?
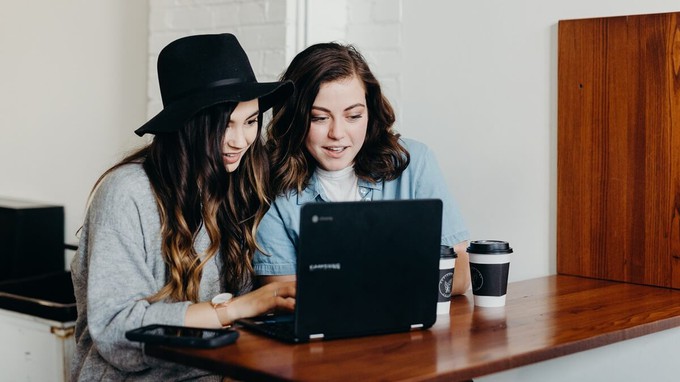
[312,103,366,113]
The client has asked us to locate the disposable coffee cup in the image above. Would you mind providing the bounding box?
[437,245,457,315]
[467,240,512,307]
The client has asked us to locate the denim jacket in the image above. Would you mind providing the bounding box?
[253,138,469,276]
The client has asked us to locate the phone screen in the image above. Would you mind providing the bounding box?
[126,324,239,348]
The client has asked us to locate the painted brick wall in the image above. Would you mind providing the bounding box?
[346,0,403,126]
[147,0,402,125]
[305,0,403,123]
[147,0,297,119]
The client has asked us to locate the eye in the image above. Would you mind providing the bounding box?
[246,118,259,127]
[311,115,328,123]
[348,114,363,121]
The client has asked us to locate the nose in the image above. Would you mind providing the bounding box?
[225,126,247,149]
[327,120,345,140]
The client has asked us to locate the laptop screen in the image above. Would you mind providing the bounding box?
[294,199,443,340]
[238,199,443,342]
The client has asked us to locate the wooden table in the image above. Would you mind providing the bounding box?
[146,275,680,381]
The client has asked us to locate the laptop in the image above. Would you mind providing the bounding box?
[237,199,443,343]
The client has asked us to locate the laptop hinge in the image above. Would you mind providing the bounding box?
[309,333,325,340]
[410,324,424,330]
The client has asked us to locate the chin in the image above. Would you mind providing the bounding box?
[226,162,241,173]
[322,163,350,171]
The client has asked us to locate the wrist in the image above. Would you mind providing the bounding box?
[211,293,234,327]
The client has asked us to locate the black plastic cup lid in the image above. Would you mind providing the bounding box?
[467,240,513,254]
[440,245,458,258]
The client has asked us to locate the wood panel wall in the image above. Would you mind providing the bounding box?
[557,12,680,288]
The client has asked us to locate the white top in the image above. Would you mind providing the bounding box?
[315,166,361,202]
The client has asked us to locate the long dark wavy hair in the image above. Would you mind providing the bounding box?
[90,102,269,302]
[267,42,409,195]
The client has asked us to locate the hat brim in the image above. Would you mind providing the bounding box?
[135,80,293,136]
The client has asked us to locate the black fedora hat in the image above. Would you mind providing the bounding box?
[135,33,293,136]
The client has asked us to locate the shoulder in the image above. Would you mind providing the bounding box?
[89,163,154,216]
[399,137,431,155]
[79,163,159,246]
[398,137,434,161]
[260,192,302,233]
[97,163,149,197]
[271,190,302,212]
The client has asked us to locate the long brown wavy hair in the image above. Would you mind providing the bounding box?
[267,42,409,195]
[91,102,269,302]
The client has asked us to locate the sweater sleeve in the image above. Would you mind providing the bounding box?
[78,168,191,372]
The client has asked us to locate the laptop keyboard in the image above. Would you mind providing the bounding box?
[238,314,298,341]
[257,320,296,339]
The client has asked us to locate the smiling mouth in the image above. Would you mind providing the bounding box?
[324,146,347,152]
[223,152,242,164]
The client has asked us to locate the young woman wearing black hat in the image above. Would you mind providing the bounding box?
[70,33,294,381]
[254,42,471,295]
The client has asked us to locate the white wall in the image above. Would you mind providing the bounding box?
[0,1,148,258]
[305,0,680,283]
[306,0,405,123]
[399,0,680,282]
[2,1,680,379]
[3,0,680,282]
[478,325,680,382]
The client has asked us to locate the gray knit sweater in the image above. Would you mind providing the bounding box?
[70,164,226,381]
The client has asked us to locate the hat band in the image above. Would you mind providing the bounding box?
[164,77,250,105]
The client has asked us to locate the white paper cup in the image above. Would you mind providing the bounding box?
[467,240,512,308]
[437,246,457,314]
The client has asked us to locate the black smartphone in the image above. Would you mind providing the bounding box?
[125,324,239,348]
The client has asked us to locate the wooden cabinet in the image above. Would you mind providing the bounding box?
[557,12,680,288]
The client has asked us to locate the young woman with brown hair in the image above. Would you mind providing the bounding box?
[254,42,471,295]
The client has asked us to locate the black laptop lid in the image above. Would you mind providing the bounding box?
[294,199,443,340]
